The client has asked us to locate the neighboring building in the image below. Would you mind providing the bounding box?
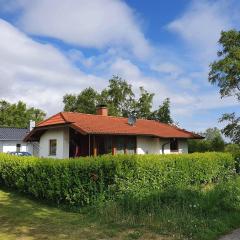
[0,121,39,156]
[25,106,203,159]
[0,127,32,154]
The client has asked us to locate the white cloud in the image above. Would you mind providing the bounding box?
[10,0,151,59]
[167,0,232,61]
[151,62,183,78]
[177,77,199,90]
[0,19,105,114]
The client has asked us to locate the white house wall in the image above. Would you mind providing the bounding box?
[39,127,69,159]
[136,136,161,154]
[178,139,188,153]
[0,140,33,153]
[136,136,188,154]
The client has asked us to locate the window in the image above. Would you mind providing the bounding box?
[115,136,136,155]
[16,144,21,152]
[49,139,57,156]
[126,137,136,154]
[116,137,125,154]
[170,138,178,152]
[98,136,112,155]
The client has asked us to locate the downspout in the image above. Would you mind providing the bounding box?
[161,141,170,155]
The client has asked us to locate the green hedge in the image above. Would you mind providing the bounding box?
[0,152,235,206]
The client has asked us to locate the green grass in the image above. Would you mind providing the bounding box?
[89,177,240,240]
[2,184,240,240]
[0,188,170,240]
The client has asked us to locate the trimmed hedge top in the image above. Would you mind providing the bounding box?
[0,152,235,206]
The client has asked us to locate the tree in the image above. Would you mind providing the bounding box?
[209,29,240,143]
[63,87,99,114]
[135,87,154,119]
[0,100,46,128]
[188,127,225,153]
[100,76,135,117]
[220,113,240,143]
[62,75,174,123]
[150,98,173,124]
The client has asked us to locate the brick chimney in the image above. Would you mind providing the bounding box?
[96,105,108,116]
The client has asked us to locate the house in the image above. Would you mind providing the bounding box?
[24,106,203,159]
[0,121,38,155]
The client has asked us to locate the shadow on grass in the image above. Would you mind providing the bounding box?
[0,188,169,240]
[0,187,112,240]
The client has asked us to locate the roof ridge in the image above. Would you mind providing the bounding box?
[61,111,202,135]
[37,112,65,126]
[60,112,71,123]
[62,111,171,124]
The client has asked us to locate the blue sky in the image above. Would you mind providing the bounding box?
[0,0,239,133]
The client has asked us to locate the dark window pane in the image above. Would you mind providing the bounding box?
[49,139,57,156]
[170,139,178,151]
[116,137,125,154]
[16,144,21,152]
[104,136,112,154]
[126,137,135,154]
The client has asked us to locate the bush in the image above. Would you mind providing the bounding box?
[0,152,235,207]
[225,144,240,173]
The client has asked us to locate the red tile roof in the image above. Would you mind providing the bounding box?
[34,112,202,139]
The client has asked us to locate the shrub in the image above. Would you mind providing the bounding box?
[0,152,235,207]
[225,144,240,173]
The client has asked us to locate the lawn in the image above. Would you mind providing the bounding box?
[0,188,170,240]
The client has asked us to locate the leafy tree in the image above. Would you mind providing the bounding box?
[63,75,174,123]
[0,100,46,128]
[188,127,225,153]
[220,113,240,144]
[209,29,240,143]
[150,98,173,124]
[135,87,154,119]
[63,87,99,114]
[100,76,135,117]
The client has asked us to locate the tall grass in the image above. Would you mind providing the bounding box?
[91,177,240,240]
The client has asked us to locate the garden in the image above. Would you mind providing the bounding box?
[0,152,240,240]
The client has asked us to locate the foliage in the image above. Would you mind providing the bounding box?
[63,87,99,114]
[63,75,174,123]
[134,86,154,119]
[188,127,225,152]
[209,29,240,143]
[209,29,240,100]
[220,113,240,143]
[0,100,46,128]
[0,152,234,208]
[99,76,135,117]
[95,177,240,240]
[225,143,240,172]
[150,98,173,123]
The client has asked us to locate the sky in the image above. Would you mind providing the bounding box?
[0,0,239,132]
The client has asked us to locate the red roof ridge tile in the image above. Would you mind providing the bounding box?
[36,112,62,127]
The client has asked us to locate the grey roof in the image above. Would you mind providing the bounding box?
[0,127,29,140]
